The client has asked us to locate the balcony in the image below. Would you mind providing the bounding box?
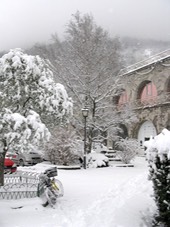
[135,92,170,108]
[116,92,170,110]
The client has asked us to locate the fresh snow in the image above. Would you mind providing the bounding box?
[144,128,170,160]
[0,157,156,227]
[0,49,73,153]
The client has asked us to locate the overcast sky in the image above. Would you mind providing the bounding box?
[0,0,170,52]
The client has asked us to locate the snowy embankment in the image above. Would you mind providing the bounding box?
[0,157,156,227]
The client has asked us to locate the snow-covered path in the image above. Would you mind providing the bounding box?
[0,157,156,227]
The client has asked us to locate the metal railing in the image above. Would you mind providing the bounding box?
[0,188,38,200]
[0,171,40,200]
[119,49,170,76]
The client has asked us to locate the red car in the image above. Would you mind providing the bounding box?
[4,158,17,174]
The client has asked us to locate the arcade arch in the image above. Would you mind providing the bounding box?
[137,80,157,105]
[137,121,157,149]
[118,90,128,106]
[166,76,170,92]
[118,124,128,139]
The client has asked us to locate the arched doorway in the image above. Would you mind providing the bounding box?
[138,121,157,150]
[118,124,128,139]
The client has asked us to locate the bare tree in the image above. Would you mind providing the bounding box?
[44,127,83,165]
[28,12,137,151]
[115,138,140,164]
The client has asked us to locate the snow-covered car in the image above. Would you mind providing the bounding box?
[6,151,42,166]
[4,158,17,174]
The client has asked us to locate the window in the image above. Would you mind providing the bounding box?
[118,91,128,107]
[140,82,157,104]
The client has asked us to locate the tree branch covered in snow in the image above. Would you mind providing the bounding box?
[115,138,139,164]
[28,12,137,150]
[0,48,73,185]
[0,108,50,153]
[0,49,73,127]
[0,49,73,150]
[44,127,83,165]
[145,128,170,162]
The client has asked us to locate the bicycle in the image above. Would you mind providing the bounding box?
[37,167,64,207]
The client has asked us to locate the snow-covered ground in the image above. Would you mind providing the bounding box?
[0,157,156,227]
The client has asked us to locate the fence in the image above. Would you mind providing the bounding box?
[0,171,40,200]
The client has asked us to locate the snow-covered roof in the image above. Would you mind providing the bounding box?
[119,49,170,76]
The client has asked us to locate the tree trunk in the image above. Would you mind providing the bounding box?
[0,140,8,186]
[0,152,5,186]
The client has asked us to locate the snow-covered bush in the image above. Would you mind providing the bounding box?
[144,128,170,227]
[92,142,108,153]
[44,128,83,166]
[115,138,139,164]
[87,152,109,168]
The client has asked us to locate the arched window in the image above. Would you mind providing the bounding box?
[140,82,157,104]
[118,91,128,107]
[167,77,170,93]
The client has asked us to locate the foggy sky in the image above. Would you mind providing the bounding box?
[0,0,170,52]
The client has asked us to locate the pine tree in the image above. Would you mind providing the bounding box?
[146,129,170,227]
[149,155,170,226]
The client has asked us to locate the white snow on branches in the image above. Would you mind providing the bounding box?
[0,48,73,116]
[0,108,50,153]
[144,128,170,161]
[0,49,73,153]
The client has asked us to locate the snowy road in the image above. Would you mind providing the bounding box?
[0,157,156,227]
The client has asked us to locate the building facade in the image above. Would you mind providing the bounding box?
[116,49,170,150]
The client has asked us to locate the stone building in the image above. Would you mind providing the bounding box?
[115,49,170,150]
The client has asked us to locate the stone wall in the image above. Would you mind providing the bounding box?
[119,54,170,139]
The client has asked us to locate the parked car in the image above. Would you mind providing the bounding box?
[4,158,17,174]
[6,150,42,166]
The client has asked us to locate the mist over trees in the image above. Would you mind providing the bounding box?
[26,11,170,150]
[120,36,170,66]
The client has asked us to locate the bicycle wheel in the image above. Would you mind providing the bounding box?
[44,188,57,207]
[52,178,64,197]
